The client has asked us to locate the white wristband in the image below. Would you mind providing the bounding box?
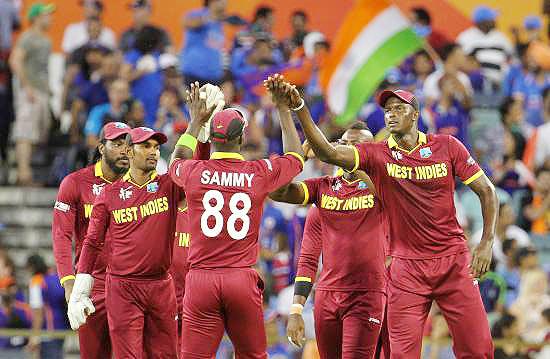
[291,98,305,112]
[290,303,304,315]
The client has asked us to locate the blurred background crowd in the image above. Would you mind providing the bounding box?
[0,0,549,358]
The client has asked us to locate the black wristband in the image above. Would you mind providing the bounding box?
[294,280,313,298]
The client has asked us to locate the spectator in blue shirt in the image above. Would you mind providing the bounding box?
[429,74,471,148]
[119,0,172,53]
[121,25,164,127]
[84,79,143,148]
[503,43,550,127]
[0,280,31,353]
[180,0,227,86]
[27,254,69,359]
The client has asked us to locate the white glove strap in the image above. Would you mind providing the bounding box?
[70,273,94,301]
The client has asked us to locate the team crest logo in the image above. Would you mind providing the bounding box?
[332,179,342,192]
[419,147,432,158]
[358,181,368,190]
[113,122,129,129]
[119,186,133,200]
[392,150,403,161]
[147,182,159,193]
[92,183,106,196]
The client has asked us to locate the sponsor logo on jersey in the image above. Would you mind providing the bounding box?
[467,156,476,166]
[419,147,432,158]
[119,186,133,200]
[358,181,368,189]
[54,201,70,212]
[392,150,403,161]
[92,183,106,196]
[147,182,159,193]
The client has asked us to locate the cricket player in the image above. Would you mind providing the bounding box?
[52,122,131,358]
[70,127,182,358]
[269,121,388,358]
[169,75,305,358]
[279,78,499,358]
[170,141,210,350]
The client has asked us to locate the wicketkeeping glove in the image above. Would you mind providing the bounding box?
[197,83,225,143]
[67,273,95,330]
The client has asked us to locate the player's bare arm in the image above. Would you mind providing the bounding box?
[264,74,305,158]
[268,183,306,204]
[467,173,499,278]
[171,82,214,162]
[272,77,356,171]
[287,294,307,348]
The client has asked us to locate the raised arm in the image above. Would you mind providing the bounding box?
[171,82,213,163]
[269,75,356,170]
[264,74,304,158]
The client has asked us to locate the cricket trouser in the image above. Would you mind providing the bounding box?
[78,277,111,359]
[106,273,178,359]
[314,289,386,359]
[387,252,493,358]
[181,267,267,359]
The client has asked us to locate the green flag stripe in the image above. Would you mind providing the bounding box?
[335,29,423,125]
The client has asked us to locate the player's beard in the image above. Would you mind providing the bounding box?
[105,154,129,175]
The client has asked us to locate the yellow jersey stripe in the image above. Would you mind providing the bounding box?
[60,275,75,286]
[346,146,360,173]
[285,152,305,169]
[299,182,309,205]
[295,276,312,283]
[463,170,484,185]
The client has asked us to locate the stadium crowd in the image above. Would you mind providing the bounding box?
[0,0,549,357]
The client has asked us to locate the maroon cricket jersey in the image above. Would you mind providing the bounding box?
[170,208,190,308]
[297,175,387,292]
[295,206,322,283]
[52,163,111,283]
[352,132,483,259]
[78,172,181,277]
[169,143,210,304]
[170,151,304,269]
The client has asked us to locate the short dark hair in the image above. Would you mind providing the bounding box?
[292,10,307,20]
[439,43,461,62]
[348,121,369,131]
[27,254,48,275]
[254,6,273,21]
[412,7,431,25]
[517,43,530,59]
[491,313,516,339]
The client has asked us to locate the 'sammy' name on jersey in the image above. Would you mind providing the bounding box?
[200,170,255,188]
[386,162,448,180]
[320,194,375,211]
[112,196,169,224]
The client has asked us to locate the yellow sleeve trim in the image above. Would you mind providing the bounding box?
[295,276,312,283]
[298,182,309,205]
[285,152,305,169]
[463,170,484,185]
[60,275,75,286]
[345,146,360,173]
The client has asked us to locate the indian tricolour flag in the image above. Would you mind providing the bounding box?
[320,0,423,125]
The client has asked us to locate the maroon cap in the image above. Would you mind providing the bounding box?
[377,89,419,111]
[129,127,167,144]
[210,108,247,143]
[100,122,131,140]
